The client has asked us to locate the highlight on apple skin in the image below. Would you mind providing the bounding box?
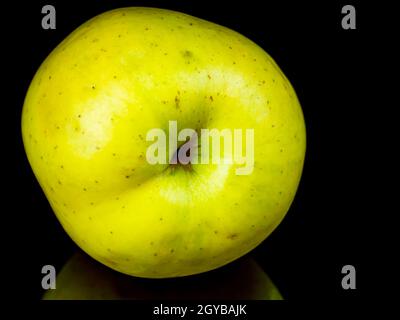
[22,7,306,278]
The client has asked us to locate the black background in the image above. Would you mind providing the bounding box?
[6,0,383,304]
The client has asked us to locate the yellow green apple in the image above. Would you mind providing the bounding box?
[43,251,282,300]
[22,8,306,278]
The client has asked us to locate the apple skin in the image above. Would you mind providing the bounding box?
[22,8,306,278]
[43,251,282,300]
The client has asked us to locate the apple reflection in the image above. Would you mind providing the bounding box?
[43,250,283,300]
